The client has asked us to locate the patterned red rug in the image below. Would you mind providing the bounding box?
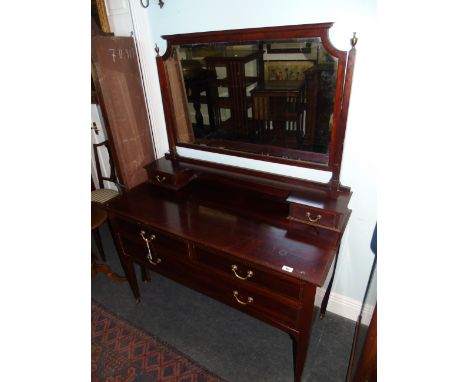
[92,301,226,382]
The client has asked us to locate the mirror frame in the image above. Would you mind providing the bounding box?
[156,22,356,191]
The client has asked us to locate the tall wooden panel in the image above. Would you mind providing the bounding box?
[92,35,155,190]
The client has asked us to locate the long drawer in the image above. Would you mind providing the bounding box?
[116,218,189,261]
[114,217,302,330]
[192,244,303,302]
[189,267,300,328]
[118,234,300,329]
[117,235,186,272]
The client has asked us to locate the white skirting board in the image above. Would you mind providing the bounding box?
[314,288,374,326]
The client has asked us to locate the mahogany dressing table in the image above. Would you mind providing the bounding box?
[104,23,357,382]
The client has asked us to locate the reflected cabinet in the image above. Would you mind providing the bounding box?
[178,38,337,160]
[105,22,358,382]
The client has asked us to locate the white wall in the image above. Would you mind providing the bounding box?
[130,0,377,304]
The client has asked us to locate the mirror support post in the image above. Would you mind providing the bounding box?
[329,34,357,194]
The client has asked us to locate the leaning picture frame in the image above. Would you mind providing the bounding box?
[92,0,111,33]
[263,60,315,81]
[266,41,312,54]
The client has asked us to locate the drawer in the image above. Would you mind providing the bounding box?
[215,280,299,328]
[118,234,300,328]
[147,169,184,187]
[144,158,195,191]
[193,245,302,301]
[288,203,339,230]
[194,268,300,328]
[118,235,190,275]
[116,218,189,261]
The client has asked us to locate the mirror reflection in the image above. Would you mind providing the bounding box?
[176,38,337,163]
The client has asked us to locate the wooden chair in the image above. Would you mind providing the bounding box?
[91,140,122,262]
[91,140,125,281]
[91,139,151,284]
[251,80,304,147]
[92,140,122,204]
[92,202,126,281]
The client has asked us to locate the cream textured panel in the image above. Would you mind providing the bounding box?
[165,57,193,144]
[91,189,120,204]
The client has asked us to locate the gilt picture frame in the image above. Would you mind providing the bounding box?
[92,0,111,34]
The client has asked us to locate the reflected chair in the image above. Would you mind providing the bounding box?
[251,81,304,147]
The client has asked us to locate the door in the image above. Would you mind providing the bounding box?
[91,103,118,190]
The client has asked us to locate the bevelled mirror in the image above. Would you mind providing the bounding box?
[157,23,355,180]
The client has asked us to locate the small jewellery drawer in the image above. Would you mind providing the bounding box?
[147,169,179,187]
[144,159,195,191]
[116,218,189,260]
[193,245,302,301]
[288,203,339,230]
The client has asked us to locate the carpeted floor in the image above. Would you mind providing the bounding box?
[92,300,227,381]
[92,223,356,382]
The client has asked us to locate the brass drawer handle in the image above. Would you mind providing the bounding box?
[306,212,322,223]
[156,175,166,183]
[141,230,158,264]
[147,256,162,266]
[140,230,156,243]
[231,265,253,280]
[233,290,253,305]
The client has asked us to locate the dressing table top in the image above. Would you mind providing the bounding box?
[107,181,337,286]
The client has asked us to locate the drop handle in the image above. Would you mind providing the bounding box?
[147,256,162,266]
[306,212,322,223]
[156,175,166,183]
[140,230,156,243]
[231,265,253,280]
[233,290,253,305]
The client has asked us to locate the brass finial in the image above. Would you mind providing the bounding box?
[351,32,358,48]
[155,43,160,57]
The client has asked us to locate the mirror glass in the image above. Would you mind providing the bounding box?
[175,38,338,164]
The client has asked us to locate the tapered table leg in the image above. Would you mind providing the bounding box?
[92,227,107,262]
[108,217,141,303]
[320,245,340,319]
[141,265,151,283]
[121,256,141,303]
[292,284,317,382]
